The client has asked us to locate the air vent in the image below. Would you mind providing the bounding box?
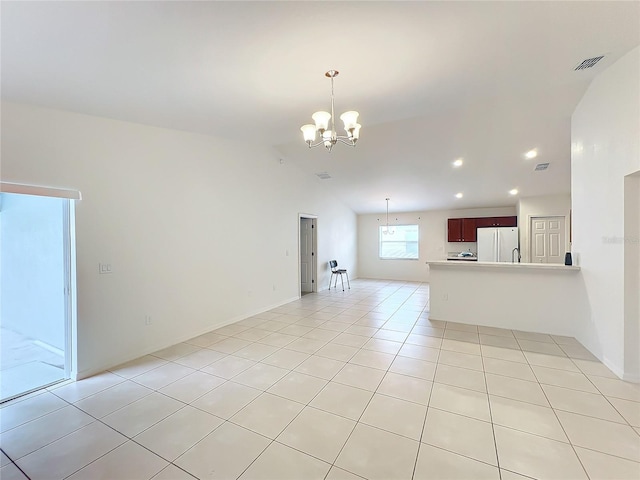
[574,55,604,71]
[315,172,331,180]
[535,163,550,171]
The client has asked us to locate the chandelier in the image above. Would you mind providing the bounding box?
[300,70,361,152]
[383,198,395,235]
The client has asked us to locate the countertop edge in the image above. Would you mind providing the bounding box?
[427,261,581,271]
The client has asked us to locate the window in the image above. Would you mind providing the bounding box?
[379,225,419,259]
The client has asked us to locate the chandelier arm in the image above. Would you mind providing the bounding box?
[306,140,328,149]
[306,139,338,149]
[335,137,356,146]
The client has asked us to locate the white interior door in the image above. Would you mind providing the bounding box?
[300,217,313,293]
[530,216,566,264]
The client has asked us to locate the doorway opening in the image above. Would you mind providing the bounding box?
[299,214,317,297]
[0,186,77,402]
[529,215,567,264]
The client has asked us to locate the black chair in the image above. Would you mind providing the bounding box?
[329,260,350,291]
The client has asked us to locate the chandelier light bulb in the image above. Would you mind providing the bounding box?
[322,130,334,149]
[300,124,317,144]
[340,111,359,131]
[351,124,361,142]
[312,111,331,133]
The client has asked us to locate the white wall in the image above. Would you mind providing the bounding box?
[0,102,357,378]
[358,206,515,282]
[0,193,66,349]
[571,46,640,380]
[517,194,571,263]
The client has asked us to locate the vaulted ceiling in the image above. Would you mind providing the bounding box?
[2,1,638,213]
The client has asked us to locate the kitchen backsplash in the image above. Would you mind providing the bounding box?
[446,241,477,254]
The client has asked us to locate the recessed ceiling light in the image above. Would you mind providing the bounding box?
[525,150,537,159]
[455,192,463,199]
[452,158,463,168]
[509,189,519,196]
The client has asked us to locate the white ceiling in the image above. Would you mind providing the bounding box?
[2,1,639,214]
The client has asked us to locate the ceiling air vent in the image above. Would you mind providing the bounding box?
[534,163,550,171]
[315,172,332,180]
[574,55,604,71]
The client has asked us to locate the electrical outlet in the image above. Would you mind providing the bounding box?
[99,263,112,274]
[145,315,152,325]
[442,293,449,301]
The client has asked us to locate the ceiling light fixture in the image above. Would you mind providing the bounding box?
[455,192,463,199]
[382,198,395,235]
[300,70,360,152]
[453,158,464,168]
[525,149,538,159]
[509,189,519,196]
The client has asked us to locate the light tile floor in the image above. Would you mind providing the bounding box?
[1,279,639,479]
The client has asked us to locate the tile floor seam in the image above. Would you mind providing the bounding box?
[480,350,502,475]
[570,444,640,465]
[582,375,640,431]
[548,403,632,427]
[532,361,592,479]
[4,413,101,462]
[0,403,71,434]
[0,447,31,480]
[60,395,197,469]
[197,419,273,480]
[410,327,439,480]
[47,422,129,480]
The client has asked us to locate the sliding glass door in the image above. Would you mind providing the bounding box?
[0,192,73,402]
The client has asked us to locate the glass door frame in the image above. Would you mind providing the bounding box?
[0,182,79,401]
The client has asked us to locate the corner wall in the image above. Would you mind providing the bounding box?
[0,102,357,378]
[571,46,640,380]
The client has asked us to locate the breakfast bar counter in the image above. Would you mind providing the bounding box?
[427,260,586,337]
[430,260,580,271]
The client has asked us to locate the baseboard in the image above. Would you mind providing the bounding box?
[600,355,637,382]
[74,295,301,381]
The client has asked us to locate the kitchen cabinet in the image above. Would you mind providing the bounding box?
[447,218,462,242]
[448,216,517,242]
[447,218,478,242]
[477,216,517,227]
[462,218,477,242]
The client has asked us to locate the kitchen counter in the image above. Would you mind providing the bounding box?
[430,261,579,271]
[427,259,586,337]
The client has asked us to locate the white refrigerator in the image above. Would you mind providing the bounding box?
[477,227,519,262]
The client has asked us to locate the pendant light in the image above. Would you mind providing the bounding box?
[383,198,395,235]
